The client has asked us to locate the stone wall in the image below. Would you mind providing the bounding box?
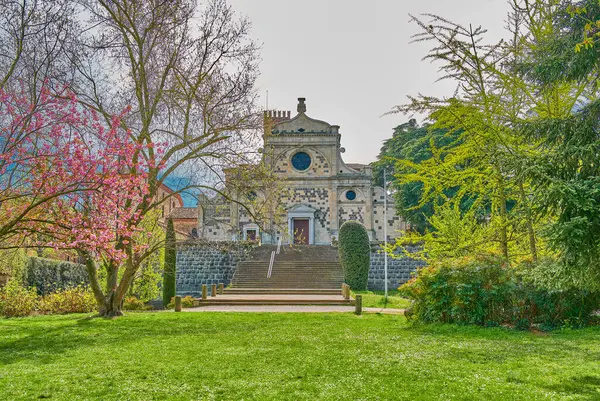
[176,241,253,297]
[368,245,425,291]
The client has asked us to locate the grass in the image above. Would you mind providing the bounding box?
[1,312,599,400]
[352,290,412,309]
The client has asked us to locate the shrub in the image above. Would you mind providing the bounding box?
[338,221,371,290]
[400,255,600,328]
[38,286,97,314]
[163,218,177,307]
[25,257,88,295]
[167,295,194,309]
[0,279,38,317]
[123,296,152,311]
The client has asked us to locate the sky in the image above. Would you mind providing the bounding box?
[227,0,512,164]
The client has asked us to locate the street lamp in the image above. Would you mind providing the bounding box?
[383,168,389,303]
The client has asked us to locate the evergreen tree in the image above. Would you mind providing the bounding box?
[162,219,176,307]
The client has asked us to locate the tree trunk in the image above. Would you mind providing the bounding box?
[496,174,509,261]
[81,252,126,317]
[518,180,538,261]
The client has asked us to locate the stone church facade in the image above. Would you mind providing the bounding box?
[175,98,406,245]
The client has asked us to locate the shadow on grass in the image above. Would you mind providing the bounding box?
[0,316,102,366]
[544,375,600,400]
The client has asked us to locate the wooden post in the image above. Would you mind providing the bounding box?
[341,283,345,296]
[355,294,362,315]
[218,283,224,295]
[345,285,351,300]
[211,283,217,297]
[202,284,207,300]
[175,295,182,312]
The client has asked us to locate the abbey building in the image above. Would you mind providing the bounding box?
[171,98,406,244]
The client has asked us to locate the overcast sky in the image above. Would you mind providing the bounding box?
[227,0,512,164]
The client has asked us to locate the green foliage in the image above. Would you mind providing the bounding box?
[167,295,194,309]
[0,248,27,281]
[38,286,97,315]
[371,120,462,232]
[129,208,165,302]
[162,218,176,307]
[123,296,152,311]
[0,279,38,317]
[338,221,370,290]
[0,280,97,317]
[393,202,494,261]
[25,257,88,295]
[400,255,600,328]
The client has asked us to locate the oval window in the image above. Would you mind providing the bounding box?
[291,151,311,171]
[247,191,257,200]
[346,190,357,201]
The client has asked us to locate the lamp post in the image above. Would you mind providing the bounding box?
[383,168,388,302]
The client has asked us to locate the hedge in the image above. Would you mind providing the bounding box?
[338,220,370,290]
[25,257,89,295]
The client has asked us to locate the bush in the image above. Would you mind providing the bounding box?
[0,279,38,317]
[25,257,88,295]
[338,221,371,290]
[400,255,600,328]
[123,296,152,311]
[167,295,194,309]
[38,286,97,314]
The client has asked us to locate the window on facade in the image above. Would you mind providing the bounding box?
[291,151,311,171]
[346,190,357,201]
[247,190,257,200]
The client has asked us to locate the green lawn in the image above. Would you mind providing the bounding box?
[1,312,599,400]
[352,290,412,309]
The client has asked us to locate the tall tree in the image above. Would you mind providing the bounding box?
[65,0,262,315]
[518,0,600,289]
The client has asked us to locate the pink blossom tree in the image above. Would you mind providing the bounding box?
[0,83,157,316]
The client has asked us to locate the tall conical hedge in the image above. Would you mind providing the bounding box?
[162,218,177,307]
[338,220,370,290]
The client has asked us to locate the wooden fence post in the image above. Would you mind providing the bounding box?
[211,283,217,297]
[175,295,182,312]
[202,284,207,300]
[355,294,362,315]
[218,283,224,295]
[345,284,350,300]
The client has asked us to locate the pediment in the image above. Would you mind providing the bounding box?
[273,113,335,134]
[287,204,317,213]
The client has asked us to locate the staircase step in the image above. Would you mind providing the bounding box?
[223,288,341,295]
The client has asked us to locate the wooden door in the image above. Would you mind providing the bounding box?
[293,219,309,244]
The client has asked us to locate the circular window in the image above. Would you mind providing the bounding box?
[291,151,311,171]
[346,190,357,201]
[247,191,257,201]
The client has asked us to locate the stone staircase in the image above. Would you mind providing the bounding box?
[227,245,344,290]
[194,245,351,306]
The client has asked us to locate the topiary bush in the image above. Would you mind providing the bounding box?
[338,220,371,290]
[25,257,88,295]
[400,255,600,329]
[163,218,177,307]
